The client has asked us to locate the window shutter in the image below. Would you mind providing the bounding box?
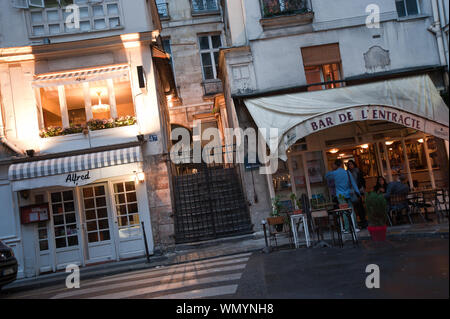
[12,0,29,9]
[28,0,45,8]
[301,43,341,67]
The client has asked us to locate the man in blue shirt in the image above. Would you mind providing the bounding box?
[325,159,361,233]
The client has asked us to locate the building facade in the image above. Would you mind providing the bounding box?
[0,0,177,278]
[219,0,450,225]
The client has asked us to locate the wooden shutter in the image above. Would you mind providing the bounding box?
[301,43,341,67]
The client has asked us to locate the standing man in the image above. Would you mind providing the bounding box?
[325,159,361,233]
[346,160,368,229]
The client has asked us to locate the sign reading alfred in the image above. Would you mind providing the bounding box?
[65,171,91,186]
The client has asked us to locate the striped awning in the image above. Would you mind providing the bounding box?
[32,64,130,88]
[9,146,142,182]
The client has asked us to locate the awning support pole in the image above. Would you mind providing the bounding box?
[302,153,312,199]
[422,135,436,189]
[287,156,297,208]
[382,142,393,182]
[401,138,414,190]
[375,142,385,178]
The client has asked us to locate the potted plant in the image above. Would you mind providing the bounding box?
[268,195,285,231]
[365,191,388,241]
[289,193,302,215]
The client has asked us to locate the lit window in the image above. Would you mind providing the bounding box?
[304,63,342,91]
[36,66,136,136]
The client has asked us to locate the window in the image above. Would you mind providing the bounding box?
[304,64,342,91]
[261,0,309,18]
[113,181,140,229]
[36,65,136,134]
[27,0,122,37]
[192,0,219,13]
[396,0,419,17]
[199,34,222,81]
[156,0,169,18]
[50,190,78,249]
[162,38,172,63]
[301,43,343,91]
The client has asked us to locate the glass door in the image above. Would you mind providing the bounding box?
[112,181,145,259]
[49,190,82,270]
[80,184,116,264]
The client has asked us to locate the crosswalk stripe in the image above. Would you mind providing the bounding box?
[152,284,238,299]
[89,273,243,299]
[52,263,247,299]
[80,256,250,287]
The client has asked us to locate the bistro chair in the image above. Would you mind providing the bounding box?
[388,193,412,225]
[435,188,449,222]
[310,209,339,247]
[266,214,293,249]
[407,193,427,224]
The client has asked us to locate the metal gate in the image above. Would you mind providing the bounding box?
[172,149,253,243]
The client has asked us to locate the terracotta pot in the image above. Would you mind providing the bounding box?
[339,203,349,209]
[292,210,303,215]
[368,225,387,241]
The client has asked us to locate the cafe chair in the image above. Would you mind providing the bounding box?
[434,189,449,223]
[266,214,293,249]
[310,210,339,247]
[388,193,413,225]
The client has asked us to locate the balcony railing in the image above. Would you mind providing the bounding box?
[261,0,310,18]
[157,2,169,19]
[191,0,219,14]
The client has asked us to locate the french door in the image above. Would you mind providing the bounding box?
[80,184,117,264]
[49,190,82,270]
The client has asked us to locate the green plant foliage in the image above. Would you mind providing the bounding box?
[271,195,282,216]
[365,191,388,227]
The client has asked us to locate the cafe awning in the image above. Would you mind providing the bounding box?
[243,75,449,160]
[8,146,143,191]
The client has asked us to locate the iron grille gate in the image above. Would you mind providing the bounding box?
[172,158,253,244]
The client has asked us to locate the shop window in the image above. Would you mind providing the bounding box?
[396,0,419,17]
[199,34,222,81]
[301,43,343,91]
[50,190,78,249]
[113,181,140,230]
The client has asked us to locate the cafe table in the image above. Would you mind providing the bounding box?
[327,207,359,247]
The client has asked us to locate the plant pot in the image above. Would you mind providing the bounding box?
[368,225,387,241]
[339,203,349,209]
[291,210,303,215]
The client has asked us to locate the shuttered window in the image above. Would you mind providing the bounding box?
[301,43,341,67]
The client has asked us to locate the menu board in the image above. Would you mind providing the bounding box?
[20,203,50,225]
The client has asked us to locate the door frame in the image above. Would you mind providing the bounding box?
[77,182,118,265]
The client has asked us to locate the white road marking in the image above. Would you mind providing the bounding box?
[152,284,238,299]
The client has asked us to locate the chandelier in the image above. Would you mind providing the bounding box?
[91,91,110,113]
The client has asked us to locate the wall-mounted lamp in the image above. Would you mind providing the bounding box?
[26,149,35,157]
[134,171,145,184]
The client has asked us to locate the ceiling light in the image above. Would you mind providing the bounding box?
[385,141,394,146]
[360,144,369,149]
[329,148,339,154]
[417,139,424,143]
[91,91,110,113]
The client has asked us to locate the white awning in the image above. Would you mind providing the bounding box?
[9,146,143,191]
[32,64,130,88]
[243,75,449,160]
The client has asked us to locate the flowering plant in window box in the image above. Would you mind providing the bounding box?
[39,124,85,138]
[87,116,137,131]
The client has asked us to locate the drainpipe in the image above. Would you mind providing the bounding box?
[428,0,448,69]
[0,104,24,155]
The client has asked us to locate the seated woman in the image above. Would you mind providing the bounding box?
[373,176,387,194]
